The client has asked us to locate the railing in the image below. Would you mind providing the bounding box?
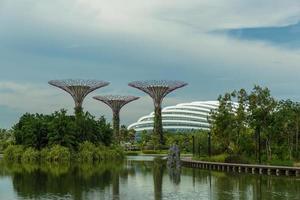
[181,158,300,177]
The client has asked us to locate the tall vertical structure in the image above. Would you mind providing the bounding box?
[128,80,187,145]
[49,79,109,115]
[93,95,139,142]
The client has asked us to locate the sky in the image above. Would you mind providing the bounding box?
[0,0,300,128]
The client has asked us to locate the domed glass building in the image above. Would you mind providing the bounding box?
[128,101,220,133]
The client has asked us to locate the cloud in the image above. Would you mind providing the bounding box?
[1,0,300,127]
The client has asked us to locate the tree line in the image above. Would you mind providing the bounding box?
[210,85,300,164]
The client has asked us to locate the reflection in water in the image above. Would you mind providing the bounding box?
[0,158,300,200]
[153,158,164,200]
[112,171,120,200]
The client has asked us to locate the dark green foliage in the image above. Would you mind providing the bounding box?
[95,116,113,146]
[13,109,113,149]
[14,113,49,150]
[48,110,76,149]
[209,85,300,165]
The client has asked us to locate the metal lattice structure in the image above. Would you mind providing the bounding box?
[128,80,187,145]
[49,79,109,114]
[93,95,139,143]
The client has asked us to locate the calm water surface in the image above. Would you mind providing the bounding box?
[0,156,300,200]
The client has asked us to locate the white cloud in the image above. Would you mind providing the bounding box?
[1,0,300,127]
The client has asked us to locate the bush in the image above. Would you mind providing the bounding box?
[21,147,40,163]
[78,142,124,162]
[3,143,124,164]
[94,146,124,161]
[44,145,71,163]
[3,145,24,162]
[78,141,97,162]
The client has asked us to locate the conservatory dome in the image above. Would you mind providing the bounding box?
[128,101,221,133]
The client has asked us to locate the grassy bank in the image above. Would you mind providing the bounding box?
[193,154,300,167]
[3,142,124,164]
[125,150,192,157]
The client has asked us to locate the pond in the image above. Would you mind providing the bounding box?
[0,156,300,200]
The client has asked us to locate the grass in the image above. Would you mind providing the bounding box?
[193,154,228,163]
[264,159,294,167]
[125,150,192,156]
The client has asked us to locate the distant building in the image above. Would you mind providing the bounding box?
[128,101,221,133]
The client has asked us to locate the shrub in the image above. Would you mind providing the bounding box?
[3,145,24,162]
[78,141,97,162]
[94,146,124,161]
[21,147,40,163]
[45,145,71,163]
[77,142,124,162]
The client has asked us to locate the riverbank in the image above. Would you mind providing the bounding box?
[182,157,300,177]
[125,150,192,157]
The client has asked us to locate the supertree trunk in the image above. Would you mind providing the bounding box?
[74,105,83,117]
[154,103,164,145]
[93,95,139,143]
[113,111,120,144]
[128,80,187,147]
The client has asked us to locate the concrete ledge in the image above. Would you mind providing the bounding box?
[181,158,300,177]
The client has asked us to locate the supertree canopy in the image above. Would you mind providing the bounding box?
[128,80,187,145]
[93,95,139,143]
[49,79,109,114]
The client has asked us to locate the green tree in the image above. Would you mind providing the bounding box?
[248,85,277,163]
[210,92,236,153]
[14,113,49,150]
[233,89,248,154]
[48,110,76,149]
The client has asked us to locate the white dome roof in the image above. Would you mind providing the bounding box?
[128,101,222,132]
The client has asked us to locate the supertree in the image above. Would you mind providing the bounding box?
[93,95,139,143]
[49,79,109,115]
[128,80,187,145]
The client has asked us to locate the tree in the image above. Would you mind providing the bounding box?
[247,85,277,163]
[210,92,236,153]
[233,89,248,154]
[48,110,76,149]
[14,113,49,150]
[13,110,114,150]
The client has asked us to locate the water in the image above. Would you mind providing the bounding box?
[0,156,299,200]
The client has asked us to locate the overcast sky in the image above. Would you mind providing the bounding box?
[0,0,300,128]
